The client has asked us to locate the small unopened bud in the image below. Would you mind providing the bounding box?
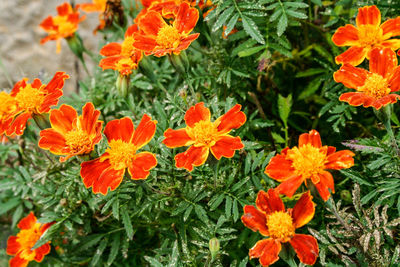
[116,74,130,97]
[209,237,220,261]
[340,190,352,204]
[59,198,67,206]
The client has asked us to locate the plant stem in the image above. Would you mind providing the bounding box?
[374,105,400,156]
[214,159,221,189]
[326,197,351,232]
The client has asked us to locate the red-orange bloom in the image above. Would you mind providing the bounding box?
[163,102,246,172]
[40,2,85,53]
[99,25,143,76]
[38,103,103,162]
[265,130,354,201]
[334,47,400,109]
[7,72,69,136]
[241,189,318,266]
[133,2,200,57]
[80,115,157,195]
[78,0,107,32]
[0,91,18,136]
[332,5,400,66]
[7,212,54,267]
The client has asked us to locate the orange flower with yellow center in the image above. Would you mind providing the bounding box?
[78,0,107,33]
[99,25,143,76]
[163,102,246,171]
[0,91,18,136]
[80,115,157,195]
[332,5,400,66]
[40,2,85,53]
[265,130,355,201]
[38,102,103,162]
[241,189,318,266]
[334,47,400,109]
[133,2,200,57]
[7,212,54,267]
[6,72,69,136]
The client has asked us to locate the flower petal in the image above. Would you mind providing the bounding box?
[249,239,281,267]
[17,212,37,230]
[216,104,246,134]
[298,129,322,148]
[381,16,400,38]
[138,11,166,36]
[44,71,69,93]
[184,102,211,128]
[332,24,359,46]
[292,191,315,229]
[256,189,285,214]
[132,34,158,52]
[369,48,397,78]
[80,102,102,137]
[104,117,134,143]
[356,5,381,28]
[128,152,157,180]
[241,205,269,236]
[314,171,334,201]
[9,255,29,267]
[210,135,243,160]
[334,63,368,89]
[38,129,67,156]
[289,234,319,265]
[125,24,139,37]
[49,104,78,134]
[381,39,400,51]
[335,46,368,66]
[325,150,355,170]
[174,2,199,35]
[388,66,400,92]
[34,243,51,262]
[275,175,304,198]
[100,43,122,56]
[264,152,296,182]
[7,112,32,136]
[6,236,21,255]
[174,145,209,171]
[174,33,200,53]
[131,114,157,149]
[163,128,193,148]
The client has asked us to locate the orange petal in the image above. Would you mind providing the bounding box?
[381,16,400,38]
[38,129,67,155]
[381,39,400,51]
[210,135,243,160]
[9,255,29,267]
[241,205,269,236]
[138,11,166,36]
[80,102,102,137]
[57,2,72,16]
[298,129,322,148]
[174,33,200,53]
[49,104,78,134]
[356,5,381,28]
[371,94,400,109]
[104,117,134,143]
[334,63,368,89]
[275,175,304,198]
[6,236,21,255]
[174,2,199,35]
[256,189,285,214]
[292,191,315,229]
[7,112,32,136]
[132,34,158,52]
[39,89,64,114]
[332,24,359,46]
[17,212,37,230]
[325,150,355,170]
[174,145,209,171]
[100,43,122,56]
[314,171,334,201]
[339,92,378,108]
[99,55,123,70]
[10,78,27,96]
[163,128,193,148]
[216,104,246,134]
[184,102,211,128]
[128,152,157,180]
[264,153,296,182]
[335,46,368,66]
[125,24,139,37]
[249,239,281,267]
[44,71,69,93]
[80,158,125,195]
[389,66,400,92]
[34,243,51,262]
[141,0,154,8]
[290,234,319,265]
[369,48,397,78]
[131,114,157,149]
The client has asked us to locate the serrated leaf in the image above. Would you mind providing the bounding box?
[144,256,164,267]
[195,205,209,224]
[278,94,292,125]
[121,208,134,239]
[224,13,239,36]
[277,13,288,36]
[286,9,307,19]
[241,15,265,44]
[90,237,108,267]
[213,6,235,32]
[107,233,120,266]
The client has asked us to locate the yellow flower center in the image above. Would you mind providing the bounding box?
[357,25,383,48]
[64,129,92,154]
[156,25,181,48]
[105,139,136,170]
[115,58,136,75]
[53,16,78,37]
[286,144,327,180]
[121,37,135,57]
[357,73,390,99]
[266,211,295,242]
[186,120,219,147]
[16,223,42,261]
[15,84,45,112]
[0,92,17,120]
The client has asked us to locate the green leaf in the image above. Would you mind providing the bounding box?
[0,197,21,215]
[195,205,209,224]
[213,6,235,32]
[310,0,322,6]
[286,10,307,19]
[340,170,373,187]
[121,208,134,239]
[224,13,239,36]
[225,196,232,218]
[107,233,120,266]
[241,15,265,44]
[209,194,225,211]
[232,199,239,222]
[298,77,323,100]
[90,237,108,267]
[12,205,23,228]
[283,2,309,8]
[144,256,164,267]
[278,94,292,126]
[277,13,288,36]
[168,241,179,267]
[238,45,265,57]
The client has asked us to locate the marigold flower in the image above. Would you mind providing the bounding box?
[241,189,318,266]
[40,2,85,53]
[334,47,400,109]
[7,212,54,267]
[163,102,246,172]
[332,5,400,66]
[78,0,107,32]
[133,2,200,57]
[80,115,157,195]
[265,130,354,201]
[99,25,143,76]
[38,103,103,162]
[0,91,18,136]
[6,72,69,136]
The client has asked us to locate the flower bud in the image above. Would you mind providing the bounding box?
[116,74,130,98]
[209,237,220,260]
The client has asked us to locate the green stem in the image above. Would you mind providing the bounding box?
[214,159,221,189]
[374,105,400,156]
[326,197,351,231]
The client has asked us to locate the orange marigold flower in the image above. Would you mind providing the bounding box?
[40,2,85,53]
[265,130,355,202]
[133,2,200,57]
[163,102,246,172]
[7,212,54,267]
[38,103,103,162]
[0,91,18,136]
[332,5,400,66]
[6,72,69,136]
[77,0,107,33]
[99,25,143,76]
[334,47,400,110]
[241,189,318,266]
[80,115,157,195]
